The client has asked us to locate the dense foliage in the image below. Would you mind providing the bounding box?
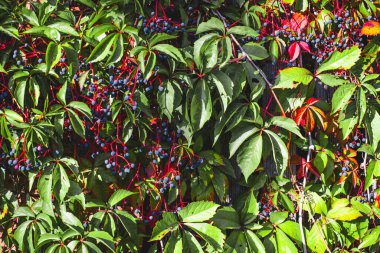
[0,0,380,252]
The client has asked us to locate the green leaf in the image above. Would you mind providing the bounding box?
[122,121,133,143]
[24,26,61,41]
[13,206,35,218]
[243,42,269,60]
[280,192,295,213]
[265,130,289,176]
[45,42,62,75]
[214,103,245,145]
[150,212,178,241]
[241,191,259,224]
[364,160,380,190]
[0,63,7,73]
[164,233,183,253]
[114,210,137,237]
[76,0,96,9]
[191,79,212,131]
[210,70,234,112]
[4,109,24,123]
[182,230,205,253]
[149,33,177,47]
[48,22,79,37]
[307,222,327,253]
[212,206,240,229]
[365,109,380,151]
[14,78,27,109]
[268,116,304,139]
[179,201,219,222]
[331,83,356,114]
[57,82,67,105]
[142,51,157,79]
[357,87,367,126]
[87,230,114,242]
[28,77,40,106]
[245,230,266,253]
[87,33,116,63]
[67,108,85,138]
[229,123,259,157]
[316,73,348,87]
[157,81,182,121]
[276,228,298,253]
[152,44,185,63]
[37,169,54,216]
[14,220,33,250]
[53,164,70,204]
[278,221,304,246]
[61,211,84,234]
[184,222,225,251]
[227,26,259,37]
[68,101,92,119]
[193,33,219,70]
[358,227,380,249]
[326,207,362,221]
[36,234,60,249]
[108,189,135,207]
[107,33,124,64]
[196,17,225,34]
[316,46,361,74]
[225,231,248,252]
[270,212,288,225]
[274,67,313,89]
[237,134,263,181]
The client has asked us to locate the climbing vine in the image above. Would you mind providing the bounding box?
[0,0,380,252]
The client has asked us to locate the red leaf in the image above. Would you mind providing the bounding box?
[376,195,380,209]
[288,42,300,62]
[295,106,308,126]
[361,21,380,36]
[306,98,319,106]
[290,13,308,33]
[299,41,310,53]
